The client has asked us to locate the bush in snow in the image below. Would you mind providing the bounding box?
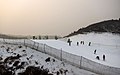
[18,66,53,75]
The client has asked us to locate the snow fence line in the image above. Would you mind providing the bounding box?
[0,38,120,75]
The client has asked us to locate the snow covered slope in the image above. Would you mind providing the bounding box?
[0,43,97,75]
[33,33,120,68]
[70,33,120,46]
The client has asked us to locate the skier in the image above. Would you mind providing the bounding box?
[103,55,105,61]
[94,50,97,54]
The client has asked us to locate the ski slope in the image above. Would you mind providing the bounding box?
[33,33,120,68]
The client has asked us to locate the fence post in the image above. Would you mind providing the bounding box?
[24,39,25,46]
[3,38,4,43]
[80,56,82,69]
[61,49,62,61]
[37,43,39,50]
[44,44,46,54]
[24,39,28,49]
[3,38,6,44]
[33,41,35,49]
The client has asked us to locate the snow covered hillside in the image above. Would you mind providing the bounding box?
[33,33,120,68]
[0,42,97,75]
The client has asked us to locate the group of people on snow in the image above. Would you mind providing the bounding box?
[67,39,106,61]
[77,41,91,46]
[67,38,92,46]
[94,50,106,61]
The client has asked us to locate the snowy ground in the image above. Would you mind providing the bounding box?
[33,33,120,68]
[0,42,98,75]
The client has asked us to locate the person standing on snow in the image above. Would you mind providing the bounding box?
[94,50,97,54]
[96,56,100,60]
[77,42,79,46]
[103,55,106,61]
[80,41,82,44]
[88,42,91,46]
[67,39,72,46]
[80,41,84,45]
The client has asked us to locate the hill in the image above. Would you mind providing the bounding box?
[0,34,28,39]
[66,19,120,37]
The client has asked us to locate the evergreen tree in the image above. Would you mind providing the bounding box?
[55,36,58,40]
[33,36,36,39]
[39,36,41,39]
[45,36,48,39]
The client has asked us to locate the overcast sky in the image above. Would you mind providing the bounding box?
[0,0,120,36]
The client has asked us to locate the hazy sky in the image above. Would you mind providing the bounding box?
[0,0,120,36]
